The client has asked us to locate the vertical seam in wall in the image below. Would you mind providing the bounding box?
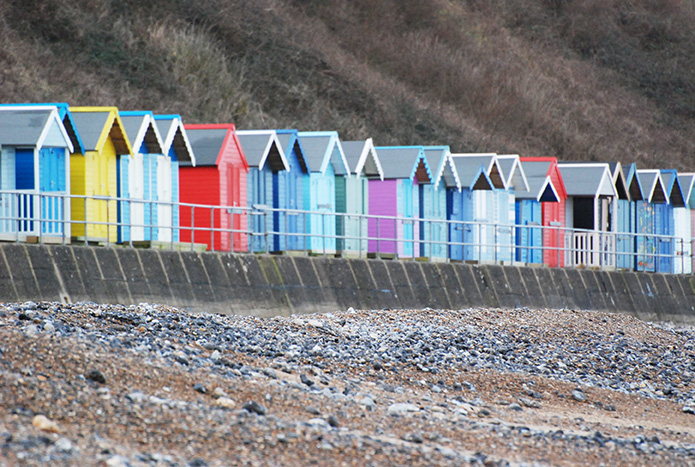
[46,247,70,303]
[0,246,19,301]
[132,248,154,300]
[449,264,473,309]
[112,249,134,305]
[21,245,43,302]
[528,268,548,309]
[433,264,453,309]
[154,251,177,304]
[195,252,216,302]
[214,254,235,314]
[269,256,293,314]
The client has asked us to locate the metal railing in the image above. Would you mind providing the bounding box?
[0,189,691,274]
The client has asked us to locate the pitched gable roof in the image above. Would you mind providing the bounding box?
[341,138,383,179]
[422,146,451,187]
[558,163,616,197]
[119,111,163,154]
[276,129,308,173]
[153,114,196,165]
[70,106,132,155]
[497,154,529,192]
[297,131,349,175]
[374,146,432,182]
[0,107,74,152]
[623,163,644,201]
[660,169,686,207]
[636,169,668,204]
[236,130,289,171]
[0,103,84,154]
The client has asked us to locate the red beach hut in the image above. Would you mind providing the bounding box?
[179,123,249,251]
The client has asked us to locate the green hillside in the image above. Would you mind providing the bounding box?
[3,0,695,169]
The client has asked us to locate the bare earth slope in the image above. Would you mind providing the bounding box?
[1,302,695,466]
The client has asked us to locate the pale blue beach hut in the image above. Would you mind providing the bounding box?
[339,137,383,256]
[153,114,196,243]
[237,130,289,252]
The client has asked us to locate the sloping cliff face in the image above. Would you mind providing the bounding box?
[2,0,695,168]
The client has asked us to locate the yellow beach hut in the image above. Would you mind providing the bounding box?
[69,106,133,242]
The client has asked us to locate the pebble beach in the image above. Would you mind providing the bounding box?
[1,301,695,466]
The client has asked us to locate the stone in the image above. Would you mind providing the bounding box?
[572,390,587,403]
[216,397,236,408]
[242,400,267,415]
[508,403,523,411]
[327,415,339,427]
[193,383,207,394]
[387,403,419,415]
[55,437,73,453]
[32,415,60,433]
[86,369,106,384]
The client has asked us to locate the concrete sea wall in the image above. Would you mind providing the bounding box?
[1,243,695,323]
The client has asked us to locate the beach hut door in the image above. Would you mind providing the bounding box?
[157,155,172,242]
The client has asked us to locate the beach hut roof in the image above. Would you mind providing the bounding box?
[374,146,432,182]
[70,106,132,156]
[119,111,164,155]
[276,129,308,173]
[183,123,248,170]
[558,163,616,197]
[341,138,383,180]
[660,169,686,207]
[153,114,196,165]
[497,154,530,192]
[297,131,349,176]
[237,130,289,172]
[0,107,74,152]
[636,169,668,204]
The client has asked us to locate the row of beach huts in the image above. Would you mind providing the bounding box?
[0,103,694,274]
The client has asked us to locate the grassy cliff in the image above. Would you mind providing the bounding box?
[2,0,695,168]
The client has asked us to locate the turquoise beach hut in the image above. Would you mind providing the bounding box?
[421,146,450,261]
[296,131,349,254]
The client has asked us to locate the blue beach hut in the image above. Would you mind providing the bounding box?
[437,153,505,262]
[236,130,289,252]
[622,163,645,270]
[635,169,668,272]
[275,129,309,252]
[340,138,383,257]
[0,106,74,240]
[296,131,349,254]
[153,114,196,243]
